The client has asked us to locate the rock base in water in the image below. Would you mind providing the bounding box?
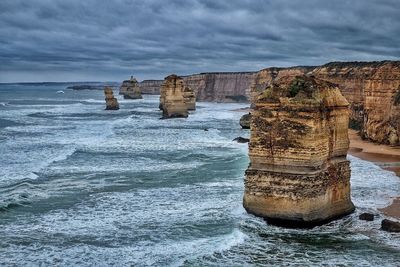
[381,219,400,232]
[359,213,375,221]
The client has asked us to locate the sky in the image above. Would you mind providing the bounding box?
[0,0,399,82]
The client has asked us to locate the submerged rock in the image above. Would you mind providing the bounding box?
[159,75,189,119]
[381,219,400,232]
[244,75,355,227]
[240,113,251,129]
[120,76,143,99]
[233,137,250,143]
[104,87,119,110]
[359,213,374,221]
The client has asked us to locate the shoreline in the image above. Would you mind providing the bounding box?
[348,129,400,219]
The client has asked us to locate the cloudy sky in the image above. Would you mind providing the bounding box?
[0,0,399,82]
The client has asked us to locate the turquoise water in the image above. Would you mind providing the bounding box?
[0,84,399,266]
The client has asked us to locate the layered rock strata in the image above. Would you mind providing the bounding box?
[104,87,119,110]
[119,76,143,99]
[139,72,256,102]
[159,75,189,118]
[311,61,400,145]
[244,75,355,226]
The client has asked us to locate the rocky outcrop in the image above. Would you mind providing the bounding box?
[119,76,143,99]
[240,113,252,129]
[244,75,355,226]
[160,75,188,118]
[104,87,119,110]
[311,61,400,145]
[381,219,400,232]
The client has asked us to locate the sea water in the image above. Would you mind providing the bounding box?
[0,84,399,266]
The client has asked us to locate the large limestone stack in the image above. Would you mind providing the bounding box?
[119,76,143,99]
[244,75,354,226]
[159,75,189,118]
[104,87,119,110]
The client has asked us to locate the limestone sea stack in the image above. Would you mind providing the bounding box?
[104,87,119,110]
[119,76,143,99]
[159,75,189,118]
[183,85,196,110]
[244,75,355,227]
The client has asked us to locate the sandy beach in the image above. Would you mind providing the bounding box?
[349,129,400,219]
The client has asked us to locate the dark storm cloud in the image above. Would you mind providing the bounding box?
[0,0,399,82]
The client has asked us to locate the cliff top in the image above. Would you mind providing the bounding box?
[321,60,400,69]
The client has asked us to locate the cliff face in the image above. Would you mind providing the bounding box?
[159,75,189,119]
[139,72,256,102]
[311,61,400,145]
[244,75,354,226]
[183,72,256,102]
[139,80,163,95]
[249,61,400,145]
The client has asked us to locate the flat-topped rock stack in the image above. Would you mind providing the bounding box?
[159,74,189,118]
[119,76,143,99]
[244,75,355,227]
[104,87,119,110]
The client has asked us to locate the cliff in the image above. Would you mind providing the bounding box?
[249,61,400,145]
[139,72,256,102]
[311,61,400,145]
[159,75,189,118]
[244,75,354,226]
[139,80,163,95]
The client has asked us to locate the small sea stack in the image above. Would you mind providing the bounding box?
[104,87,119,110]
[183,85,196,110]
[159,74,189,118]
[119,76,143,99]
[244,75,355,227]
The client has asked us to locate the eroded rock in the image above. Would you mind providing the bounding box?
[233,137,249,143]
[159,75,189,118]
[240,113,251,129]
[381,219,400,232]
[104,87,119,110]
[359,213,374,221]
[120,76,143,99]
[244,75,355,227]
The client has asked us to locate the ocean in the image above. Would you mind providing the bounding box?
[0,84,399,266]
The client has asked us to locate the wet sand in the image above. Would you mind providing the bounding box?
[348,130,400,219]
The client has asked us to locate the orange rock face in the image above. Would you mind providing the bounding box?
[250,61,400,145]
[311,61,400,145]
[104,87,119,110]
[159,75,189,118]
[244,75,354,226]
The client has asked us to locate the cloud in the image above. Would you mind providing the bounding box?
[0,0,399,82]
